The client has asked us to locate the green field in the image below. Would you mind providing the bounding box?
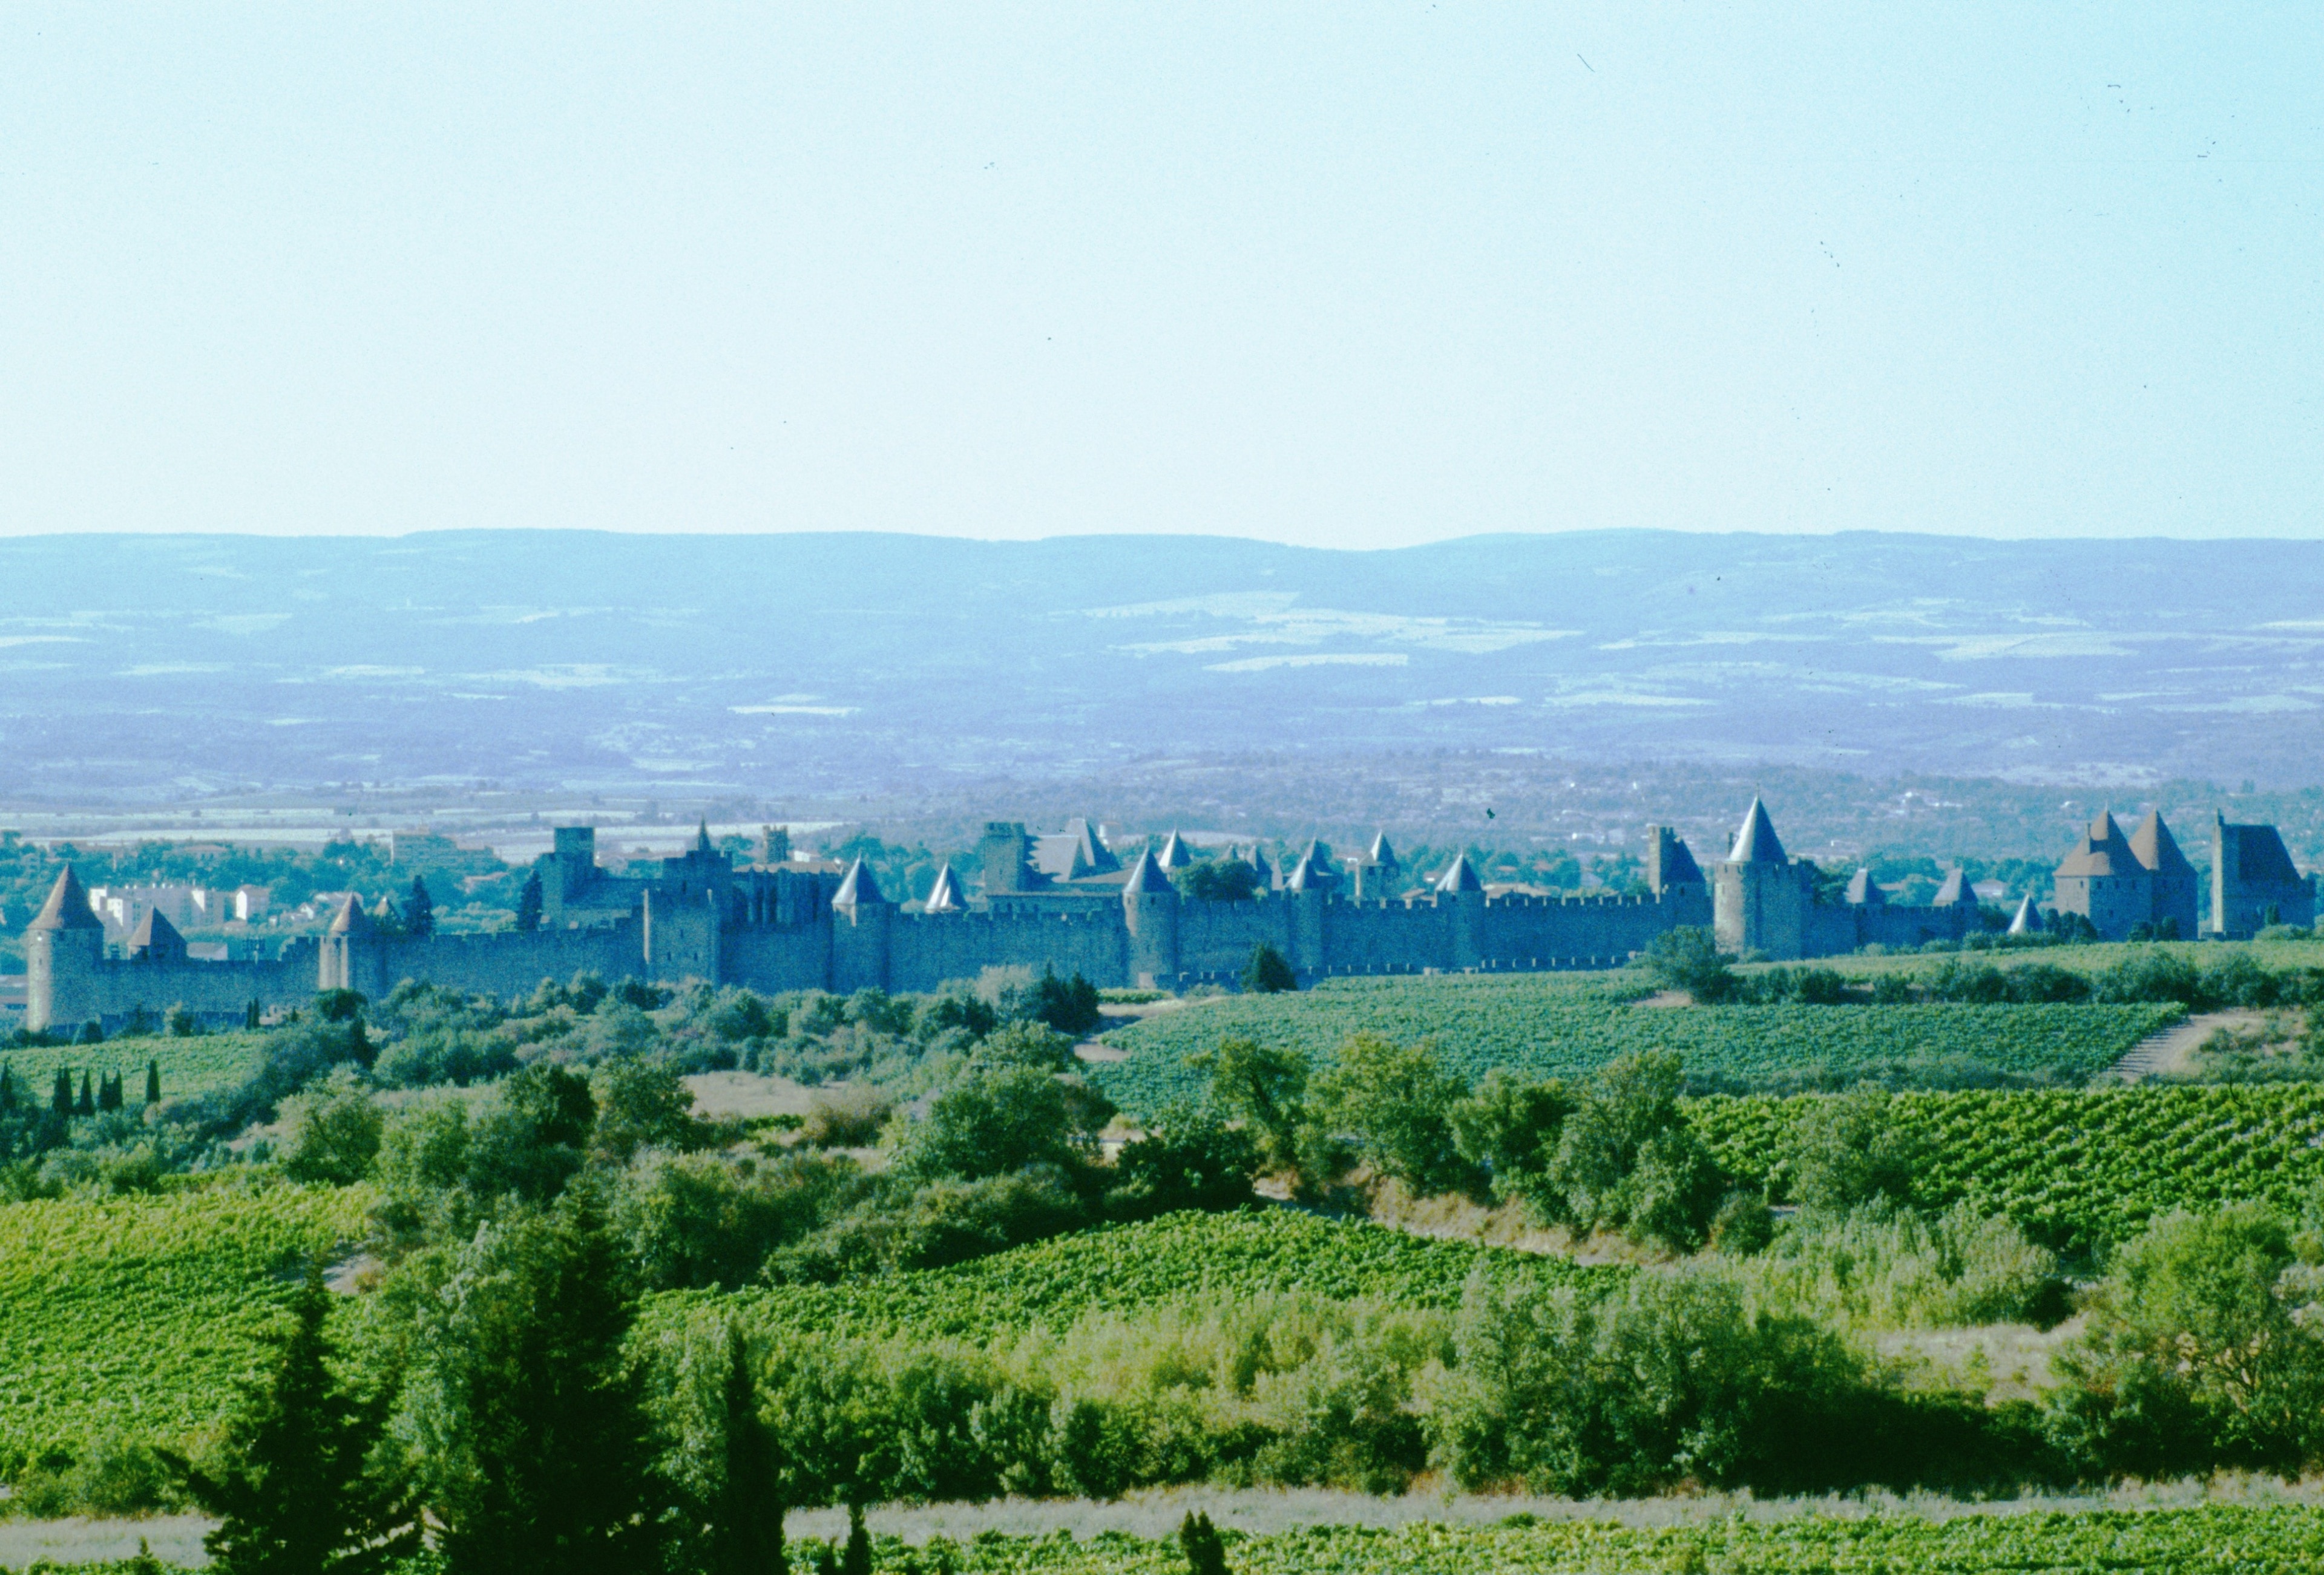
[678,1208,1615,1346]
[776,1505,2324,1574]
[1690,1082,2324,1246]
[0,1180,368,1468]
[0,1031,268,1107]
[1092,975,2181,1116]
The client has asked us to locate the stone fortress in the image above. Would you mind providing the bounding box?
[19,799,2316,1033]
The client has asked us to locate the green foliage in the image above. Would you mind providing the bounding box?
[1446,1069,1575,1215]
[1544,1053,1726,1249]
[1174,860,1261,902]
[1095,974,2179,1116]
[0,1183,369,1472]
[1178,1512,1230,1575]
[894,1064,1110,1184]
[691,1209,1616,1347]
[1778,1086,1925,1214]
[1188,1038,1315,1185]
[701,1323,786,1575]
[2049,1203,2324,1478]
[1690,1084,2324,1249]
[1239,944,1296,995]
[1736,1202,2068,1329]
[637,1506,2324,1572]
[1026,971,1103,1038]
[1311,1033,1477,1198]
[1103,1107,1258,1222]
[162,1266,419,1575]
[280,1068,384,1187]
[800,1084,894,1148]
[1641,926,1734,1000]
[414,1186,665,1575]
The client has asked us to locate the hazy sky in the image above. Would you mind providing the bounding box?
[2,5,2317,546]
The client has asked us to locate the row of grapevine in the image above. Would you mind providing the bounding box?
[677,1209,1614,1345]
[778,1504,2324,1573]
[0,1179,369,1470]
[1094,974,2179,1116]
[1690,1083,2324,1245]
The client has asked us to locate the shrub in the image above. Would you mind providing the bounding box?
[1240,944,1296,995]
[802,1085,894,1149]
[1312,1033,1478,1199]
[1641,928,1734,1001]
[280,1067,384,1187]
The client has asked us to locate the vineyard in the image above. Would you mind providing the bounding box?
[0,1030,268,1105]
[772,1503,2324,1574]
[0,1180,368,1469]
[1094,975,2181,1116]
[1690,1082,2324,1246]
[680,1208,1616,1345]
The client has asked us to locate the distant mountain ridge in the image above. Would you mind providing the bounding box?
[0,529,2315,800]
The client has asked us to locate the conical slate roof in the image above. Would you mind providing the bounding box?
[1726,798,1788,865]
[922,863,965,914]
[1155,831,1193,870]
[694,819,714,854]
[833,857,885,908]
[1121,848,1170,896]
[1435,853,1484,894]
[2126,810,2196,878]
[1367,831,1400,871]
[2055,812,2136,879]
[329,894,372,935]
[2007,894,2038,934]
[27,868,102,931]
[128,908,186,960]
[1284,842,1339,892]
[1242,843,1274,884]
[1844,868,1885,906]
[1931,868,1968,907]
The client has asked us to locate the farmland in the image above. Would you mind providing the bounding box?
[775,1504,2324,1574]
[1690,1082,2324,1246]
[683,1208,1617,1345]
[0,1180,367,1470]
[1092,974,2181,1116]
[0,1031,268,1107]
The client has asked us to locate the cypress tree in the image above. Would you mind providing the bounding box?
[52,1069,73,1116]
[403,877,434,940]
[514,871,543,934]
[428,1184,665,1575]
[704,1323,785,1575]
[0,1065,12,1112]
[1178,1511,1232,1575]
[162,1265,421,1575]
[98,1072,121,1113]
[146,1058,162,1106]
[75,1072,95,1118]
[839,1505,870,1575]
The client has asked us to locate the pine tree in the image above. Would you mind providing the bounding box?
[1240,942,1297,995]
[163,1265,421,1575]
[75,1072,95,1118]
[513,871,543,934]
[146,1058,162,1106]
[51,1069,73,1116]
[1178,1511,1232,1575]
[427,1184,665,1575]
[704,1323,785,1575]
[839,1505,870,1575]
[403,877,435,940]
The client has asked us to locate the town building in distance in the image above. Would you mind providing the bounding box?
[15,800,2310,1032]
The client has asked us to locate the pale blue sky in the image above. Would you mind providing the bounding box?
[1,5,2317,546]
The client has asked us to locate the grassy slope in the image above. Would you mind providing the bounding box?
[0,1031,268,1107]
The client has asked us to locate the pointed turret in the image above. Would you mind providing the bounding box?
[1121,848,1171,896]
[922,863,965,914]
[1435,853,1484,894]
[695,818,714,856]
[27,868,102,932]
[1284,841,1339,892]
[1155,831,1193,871]
[127,908,186,962]
[1844,868,1885,906]
[1931,868,1968,907]
[2007,894,2038,934]
[1367,831,1400,873]
[328,894,372,935]
[2056,811,2136,879]
[1243,843,1275,888]
[832,857,885,909]
[1726,798,1788,864]
[2126,810,2196,878]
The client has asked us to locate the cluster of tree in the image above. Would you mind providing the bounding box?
[1643,928,2324,1016]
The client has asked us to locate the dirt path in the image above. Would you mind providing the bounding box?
[2106,1011,2262,1081]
